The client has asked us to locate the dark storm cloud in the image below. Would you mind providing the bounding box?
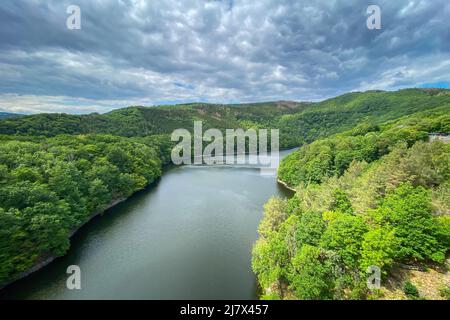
[0,0,449,113]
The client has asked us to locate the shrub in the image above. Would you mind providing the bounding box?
[440,285,450,300]
[403,281,419,299]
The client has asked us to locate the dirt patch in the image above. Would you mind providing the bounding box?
[276,101,300,109]
[380,260,450,300]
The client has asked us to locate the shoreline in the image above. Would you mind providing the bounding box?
[277,179,296,192]
[0,158,176,291]
[0,197,130,291]
[0,168,169,292]
[0,156,294,291]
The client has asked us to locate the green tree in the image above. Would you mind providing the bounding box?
[88,178,111,211]
[360,227,398,274]
[295,210,326,247]
[258,197,287,238]
[330,188,353,214]
[252,232,289,296]
[321,213,367,268]
[376,183,446,262]
[288,245,334,299]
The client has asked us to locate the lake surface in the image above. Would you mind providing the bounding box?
[0,150,294,300]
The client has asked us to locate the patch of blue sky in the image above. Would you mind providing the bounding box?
[419,82,450,89]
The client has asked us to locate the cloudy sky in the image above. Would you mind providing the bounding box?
[0,0,449,114]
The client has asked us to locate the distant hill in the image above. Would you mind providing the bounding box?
[0,112,22,120]
[0,101,309,148]
[254,103,450,300]
[0,88,449,148]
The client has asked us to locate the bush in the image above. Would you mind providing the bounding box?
[403,281,420,299]
[288,245,335,300]
[440,285,450,300]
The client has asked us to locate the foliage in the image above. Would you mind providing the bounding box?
[295,211,325,247]
[253,104,450,300]
[257,197,287,237]
[372,184,446,262]
[321,213,367,268]
[1,88,449,295]
[252,233,289,293]
[330,189,353,214]
[440,285,450,300]
[288,245,335,299]
[278,108,449,187]
[403,281,420,299]
[2,89,449,150]
[0,134,165,285]
[360,227,398,273]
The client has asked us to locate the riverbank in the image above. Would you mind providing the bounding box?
[0,197,129,290]
[277,179,296,192]
[0,172,167,291]
[0,151,296,294]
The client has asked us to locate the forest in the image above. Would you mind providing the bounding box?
[0,88,449,295]
[253,107,450,299]
[1,88,449,149]
[0,134,173,286]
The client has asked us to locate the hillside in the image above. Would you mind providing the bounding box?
[0,101,307,143]
[0,134,174,287]
[1,88,449,294]
[252,107,450,300]
[276,88,450,147]
[1,89,450,149]
[0,112,22,120]
[278,105,450,187]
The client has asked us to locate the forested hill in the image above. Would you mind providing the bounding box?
[277,88,450,147]
[0,112,22,120]
[1,88,449,291]
[253,106,450,300]
[0,101,307,140]
[1,89,449,149]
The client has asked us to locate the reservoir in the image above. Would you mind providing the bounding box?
[0,150,294,299]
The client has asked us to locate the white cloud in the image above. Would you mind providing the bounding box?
[0,0,449,113]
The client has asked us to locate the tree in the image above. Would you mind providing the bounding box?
[106,145,132,172]
[28,213,70,256]
[295,210,326,247]
[0,208,27,283]
[88,178,111,211]
[321,213,367,268]
[10,166,42,183]
[288,245,334,299]
[376,183,446,262]
[360,227,398,274]
[0,164,9,184]
[258,197,287,238]
[117,173,147,197]
[252,232,289,297]
[0,134,166,286]
[330,188,353,214]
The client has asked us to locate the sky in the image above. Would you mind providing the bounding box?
[0,0,449,114]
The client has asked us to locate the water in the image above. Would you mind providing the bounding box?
[0,150,294,300]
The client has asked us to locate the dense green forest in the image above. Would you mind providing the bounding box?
[0,134,174,285]
[1,89,449,149]
[0,88,449,293]
[253,108,450,299]
[0,112,22,120]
